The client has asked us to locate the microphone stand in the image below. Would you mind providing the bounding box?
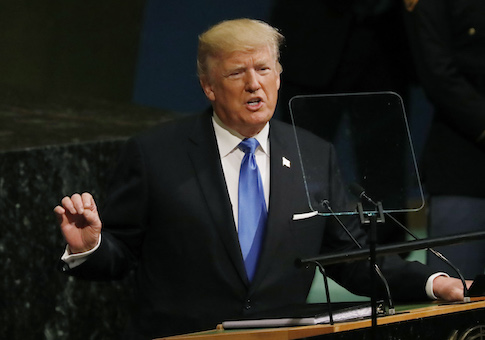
[297,230,485,339]
[320,199,395,326]
[351,183,471,301]
[312,262,334,325]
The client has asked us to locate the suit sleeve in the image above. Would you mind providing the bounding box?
[61,137,148,280]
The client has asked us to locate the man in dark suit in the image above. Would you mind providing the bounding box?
[404,0,485,279]
[54,18,469,339]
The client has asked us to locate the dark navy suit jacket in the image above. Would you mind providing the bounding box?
[64,112,435,338]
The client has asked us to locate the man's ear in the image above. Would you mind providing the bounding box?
[200,77,215,102]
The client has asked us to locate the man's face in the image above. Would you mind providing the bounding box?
[200,45,281,137]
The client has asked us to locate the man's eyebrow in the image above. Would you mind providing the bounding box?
[223,65,245,75]
[228,65,245,71]
[255,58,274,67]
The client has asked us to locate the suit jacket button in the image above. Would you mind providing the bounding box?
[57,261,70,272]
[245,300,251,310]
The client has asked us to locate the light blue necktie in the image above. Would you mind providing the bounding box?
[238,138,267,281]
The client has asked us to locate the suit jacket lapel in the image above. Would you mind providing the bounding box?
[187,113,248,284]
[250,120,299,289]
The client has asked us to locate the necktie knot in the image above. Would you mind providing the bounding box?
[238,138,259,155]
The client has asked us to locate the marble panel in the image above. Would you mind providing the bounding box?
[0,140,137,339]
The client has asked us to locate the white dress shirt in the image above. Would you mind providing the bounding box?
[212,113,270,230]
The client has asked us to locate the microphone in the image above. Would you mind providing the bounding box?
[318,197,395,315]
[349,183,470,301]
[349,183,374,205]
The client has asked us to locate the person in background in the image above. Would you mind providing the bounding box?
[404,0,485,278]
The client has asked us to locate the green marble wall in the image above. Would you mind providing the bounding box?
[1,140,131,338]
[0,93,173,339]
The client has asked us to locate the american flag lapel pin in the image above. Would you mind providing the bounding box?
[282,157,291,168]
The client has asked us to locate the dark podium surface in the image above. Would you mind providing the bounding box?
[0,88,171,152]
[163,298,485,340]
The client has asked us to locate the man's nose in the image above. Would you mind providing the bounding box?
[245,70,261,92]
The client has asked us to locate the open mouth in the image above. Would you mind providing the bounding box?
[247,98,262,107]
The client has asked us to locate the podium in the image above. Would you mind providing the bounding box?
[161,298,485,340]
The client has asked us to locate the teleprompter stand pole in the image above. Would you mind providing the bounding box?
[357,201,385,337]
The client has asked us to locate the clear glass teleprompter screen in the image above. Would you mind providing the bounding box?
[288,92,424,216]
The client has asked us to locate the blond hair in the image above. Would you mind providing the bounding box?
[197,18,284,79]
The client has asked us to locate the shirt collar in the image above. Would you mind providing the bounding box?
[212,112,270,158]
